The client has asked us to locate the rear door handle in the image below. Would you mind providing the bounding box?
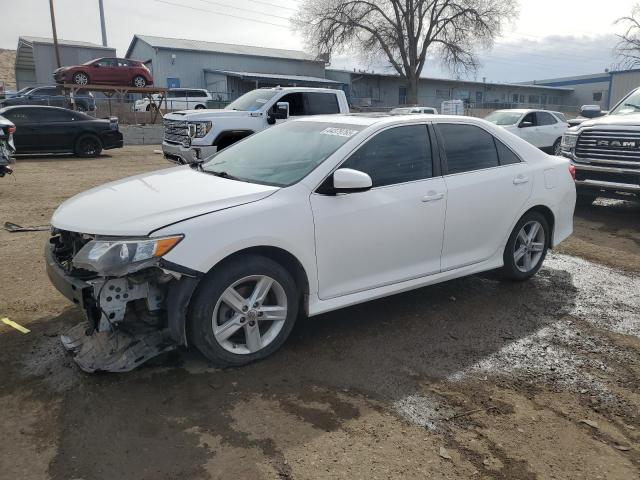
[421,192,444,202]
[513,175,529,185]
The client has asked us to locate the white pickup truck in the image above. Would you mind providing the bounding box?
[162,87,350,164]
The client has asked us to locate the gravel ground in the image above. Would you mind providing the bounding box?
[0,146,639,480]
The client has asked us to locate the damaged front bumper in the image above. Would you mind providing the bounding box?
[45,241,200,372]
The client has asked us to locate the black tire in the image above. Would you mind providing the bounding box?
[188,254,300,367]
[552,138,562,156]
[195,104,206,109]
[132,75,147,88]
[502,211,549,281]
[72,72,89,85]
[75,103,87,112]
[145,104,151,112]
[576,193,597,207]
[74,135,102,157]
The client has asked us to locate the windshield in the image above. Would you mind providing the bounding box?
[225,90,278,112]
[202,121,364,186]
[485,111,523,125]
[611,88,640,115]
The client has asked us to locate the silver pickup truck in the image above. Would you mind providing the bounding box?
[560,86,640,205]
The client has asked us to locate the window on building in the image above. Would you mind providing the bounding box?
[436,89,449,98]
[519,95,526,103]
[399,86,407,105]
[529,94,540,104]
[303,92,340,114]
[593,92,603,101]
[439,124,499,174]
[341,125,432,187]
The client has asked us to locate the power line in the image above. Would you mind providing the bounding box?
[152,0,291,28]
[193,0,291,21]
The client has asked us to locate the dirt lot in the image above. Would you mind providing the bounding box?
[1,146,639,480]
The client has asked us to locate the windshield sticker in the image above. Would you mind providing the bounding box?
[255,98,268,104]
[320,127,359,137]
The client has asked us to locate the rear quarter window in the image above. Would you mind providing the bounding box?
[304,92,340,115]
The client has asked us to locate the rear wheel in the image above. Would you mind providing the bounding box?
[75,135,102,157]
[552,138,562,156]
[132,75,147,87]
[72,72,89,85]
[195,104,206,109]
[189,255,299,367]
[502,211,549,281]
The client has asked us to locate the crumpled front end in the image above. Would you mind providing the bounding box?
[46,229,200,372]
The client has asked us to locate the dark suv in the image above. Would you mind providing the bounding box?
[0,86,96,112]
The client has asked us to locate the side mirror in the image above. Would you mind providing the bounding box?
[273,101,289,120]
[519,120,533,128]
[333,168,372,193]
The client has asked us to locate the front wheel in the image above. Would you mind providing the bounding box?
[502,211,549,281]
[188,255,300,366]
[72,72,89,85]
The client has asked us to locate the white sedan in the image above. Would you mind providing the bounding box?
[46,114,576,371]
[485,109,569,155]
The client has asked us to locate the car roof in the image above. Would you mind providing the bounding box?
[0,105,82,114]
[296,113,493,127]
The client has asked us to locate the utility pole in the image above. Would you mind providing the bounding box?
[49,0,61,68]
[98,0,108,47]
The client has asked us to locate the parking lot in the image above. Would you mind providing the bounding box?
[0,146,639,480]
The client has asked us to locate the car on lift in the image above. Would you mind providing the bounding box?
[0,85,96,112]
[54,57,153,87]
[46,113,575,372]
[0,105,122,156]
[485,109,569,155]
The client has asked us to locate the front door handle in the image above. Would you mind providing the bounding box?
[513,175,529,185]
[422,192,445,202]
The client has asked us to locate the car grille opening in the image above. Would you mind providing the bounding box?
[50,229,97,279]
[163,120,190,146]
[575,129,640,168]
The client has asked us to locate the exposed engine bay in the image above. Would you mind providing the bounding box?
[47,229,199,372]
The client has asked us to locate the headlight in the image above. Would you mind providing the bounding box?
[561,133,578,149]
[192,121,212,138]
[72,235,183,276]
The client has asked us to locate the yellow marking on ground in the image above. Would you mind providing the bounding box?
[1,318,30,334]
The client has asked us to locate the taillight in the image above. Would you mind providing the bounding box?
[8,126,15,134]
[568,164,576,180]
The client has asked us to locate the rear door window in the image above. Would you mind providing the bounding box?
[438,124,500,174]
[39,109,75,122]
[340,125,433,187]
[303,92,340,115]
[3,109,33,124]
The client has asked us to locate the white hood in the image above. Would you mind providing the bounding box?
[51,166,278,236]
[164,109,256,121]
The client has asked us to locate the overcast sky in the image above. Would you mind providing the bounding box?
[0,0,637,82]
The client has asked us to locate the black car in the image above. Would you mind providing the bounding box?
[0,85,96,112]
[0,106,123,156]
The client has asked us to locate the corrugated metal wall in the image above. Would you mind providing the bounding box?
[129,40,325,89]
[610,71,640,107]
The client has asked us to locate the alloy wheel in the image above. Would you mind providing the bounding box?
[73,73,88,85]
[133,76,146,87]
[80,138,99,156]
[212,275,288,354]
[513,220,545,273]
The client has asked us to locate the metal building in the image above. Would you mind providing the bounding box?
[326,69,576,112]
[15,36,115,89]
[125,35,340,101]
[524,73,612,110]
[608,69,640,108]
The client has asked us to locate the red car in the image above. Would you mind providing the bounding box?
[54,58,153,87]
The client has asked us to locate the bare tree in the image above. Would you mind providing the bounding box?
[615,3,640,69]
[295,0,517,104]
